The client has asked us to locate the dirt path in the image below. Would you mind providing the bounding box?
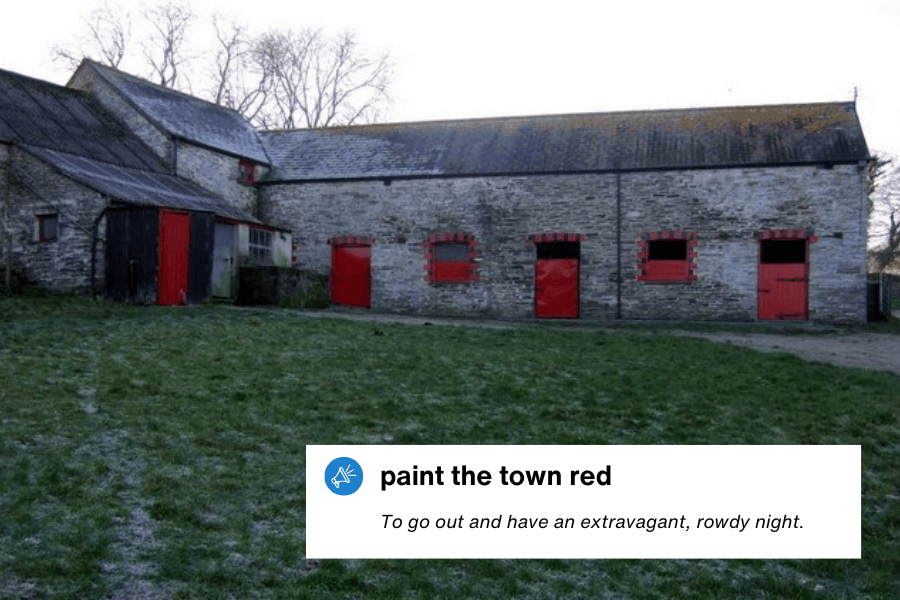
[672,331,900,376]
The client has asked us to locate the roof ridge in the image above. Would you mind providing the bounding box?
[81,59,249,119]
[259,100,857,135]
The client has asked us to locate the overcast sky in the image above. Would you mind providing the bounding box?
[2,0,898,157]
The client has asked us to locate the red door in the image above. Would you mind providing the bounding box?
[157,209,191,306]
[758,240,808,320]
[331,244,371,308]
[535,258,579,318]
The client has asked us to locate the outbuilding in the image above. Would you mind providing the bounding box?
[259,103,870,323]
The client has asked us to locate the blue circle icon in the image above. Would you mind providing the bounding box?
[325,457,364,496]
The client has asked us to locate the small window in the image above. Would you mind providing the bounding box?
[38,214,58,242]
[239,160,257,185]
[638,232,697,282]
[425,234,478,283]
[536,241,580,260]
[760,239,806,264]
[248,227,272,263]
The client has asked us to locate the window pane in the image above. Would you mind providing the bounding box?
[760,240,806,264]
[39,215,58,241]
[648,240,687,261]
[433,243,469,262]
[536,241,579,260]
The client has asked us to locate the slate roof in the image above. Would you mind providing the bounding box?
[0,67,164,171]
[0,67,257,222]
[21,145,255,221]
[260,102,869,182]
[82,60,270,165]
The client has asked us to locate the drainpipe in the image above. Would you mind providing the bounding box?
[90,201,109,299]
[3,146,11,293]
[616,171,622,320]
[171,138,178,176]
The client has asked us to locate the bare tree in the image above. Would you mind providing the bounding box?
[251,29,391,129]
[142,0,194,88]
[52,0,131,69]
[52,1,392,128]
[869,153,900,272]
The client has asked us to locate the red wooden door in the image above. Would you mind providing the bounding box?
[758,240,808,320]
[331,245,371,308]
[535,258,579,318]
[157,209,191,306]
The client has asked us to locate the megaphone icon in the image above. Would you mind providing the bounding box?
[331,465,356,488]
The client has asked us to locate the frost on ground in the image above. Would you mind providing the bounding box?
[94,431,181,600]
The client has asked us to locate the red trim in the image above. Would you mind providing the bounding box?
[238,159,257,185]
[757,229,819,243]
[330,235,374,247]
[637,230,698,282]
[424,233,479,282]
[528,232,587,243]
[214,217,289,233]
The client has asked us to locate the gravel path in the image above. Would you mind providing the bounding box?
[672,331,900,376]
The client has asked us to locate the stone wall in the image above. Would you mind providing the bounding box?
[3,148,107,291]
[69,66,172,163]
[260,163,868,323]
[175,142,258,217]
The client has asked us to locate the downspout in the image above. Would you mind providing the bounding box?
[4,146,11,293]
[90,200,109,299]
[171,138,178,176]
[616,171,622,320]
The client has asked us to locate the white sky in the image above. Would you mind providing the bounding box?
[1,0,898,157]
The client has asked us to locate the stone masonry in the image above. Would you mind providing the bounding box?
[261,162,868,323]
[2,148,107,291]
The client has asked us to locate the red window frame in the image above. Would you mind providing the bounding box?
[238,159,257,185]
[424,233,479,283]
[637,230,698,282]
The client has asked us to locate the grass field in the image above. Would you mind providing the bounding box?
[1,297,898,599]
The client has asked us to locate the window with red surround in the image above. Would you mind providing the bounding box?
[425,233,479,283]
[238,159,257,185]
[637,230,698,282]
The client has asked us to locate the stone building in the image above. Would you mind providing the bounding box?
[1,62,289,304]
[260,105,871,323]
[1,61,872,321]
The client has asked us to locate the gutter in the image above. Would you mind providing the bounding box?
[255,159,864,187]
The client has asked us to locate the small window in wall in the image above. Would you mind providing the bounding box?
[637,230,698,282]
[238,160,257,185]
[38,214,58,242]
[760,239,807,264]
[535,241,580,260]
[425,233,479,282]
[248,227,272,263]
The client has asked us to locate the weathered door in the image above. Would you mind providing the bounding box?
[331,244,371,308]
[534,241,580,318]
[211,222,236,297]
[758,239,808,320]
[157,209,191,305]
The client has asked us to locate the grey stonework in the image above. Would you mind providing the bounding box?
[68,68,172,163]
[2,148,107,291]
[260,162,869,323]
[175,142,258,217]
[71,66,262,220]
